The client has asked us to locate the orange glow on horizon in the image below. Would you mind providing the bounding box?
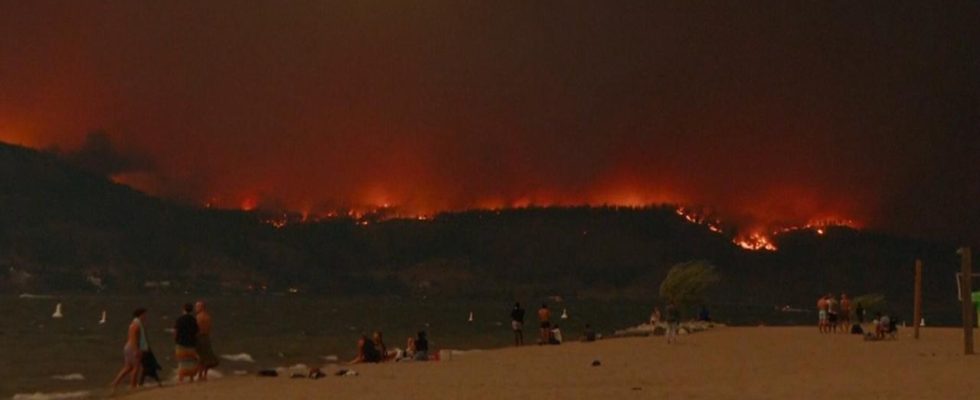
[240,197,258,211]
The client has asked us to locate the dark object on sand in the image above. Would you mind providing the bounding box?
[333,369,359,376]
[258,369,279,377]
[851,324,863,334]
[309,367,326,379]
[591,360,601,367]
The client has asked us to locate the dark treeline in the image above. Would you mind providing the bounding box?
[0,142,964,320]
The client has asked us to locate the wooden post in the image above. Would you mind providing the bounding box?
[960,247,973,355]
[914,259,922,339]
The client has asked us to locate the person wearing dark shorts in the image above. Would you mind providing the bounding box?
[827,294,840,333]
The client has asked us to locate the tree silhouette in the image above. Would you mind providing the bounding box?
[659,260,720,309]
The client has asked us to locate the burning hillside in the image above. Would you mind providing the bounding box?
[247,200,859,252]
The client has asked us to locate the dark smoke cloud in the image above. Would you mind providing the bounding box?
[0,1,977,245]
[58,131,151,176]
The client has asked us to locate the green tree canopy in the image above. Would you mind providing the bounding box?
[659,260,720,308]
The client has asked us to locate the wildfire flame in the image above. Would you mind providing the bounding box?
[244,198,857,251]
[734,233,778,251]
[674,207,858,252]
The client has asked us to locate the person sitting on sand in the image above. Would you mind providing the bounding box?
[111,308,147,391]
[548,324,563,345]
[174,303,200,382]
[373,331,398,362]
[583,323,597,342]
[414,331,429,361]
[350,335,382,364]
[538,303,551,345]
[875,313,891,339]
[403,337,417,360]
[195,300,220,381]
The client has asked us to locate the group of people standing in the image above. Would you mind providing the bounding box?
[510,302,562,345]
[816,293,858,333]
[510,302,595,346]
[110,301,220,391]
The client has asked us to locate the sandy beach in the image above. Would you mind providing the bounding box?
[117,327,980,400]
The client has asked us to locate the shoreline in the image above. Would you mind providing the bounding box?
[56,325,980,399]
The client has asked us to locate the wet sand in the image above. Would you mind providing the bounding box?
[123,327,980,400]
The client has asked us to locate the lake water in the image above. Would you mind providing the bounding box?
[0,293,846,398]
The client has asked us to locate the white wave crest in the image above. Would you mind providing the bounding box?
[18,293,55,299]
[12,391,90,400]
[50,373,85,381]
[221,353,255,363]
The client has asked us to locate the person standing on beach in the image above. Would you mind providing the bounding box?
[816,295,829,333]
[665,303,680,344]
[827,294,840,333]
[195,300,220,380]
[174,303,200,382]
[537,303,551,345]
[511,302,526,346]
[110,308,147,392]
[839,293,852,333]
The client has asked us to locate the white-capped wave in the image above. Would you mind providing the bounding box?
[12,391,90,400]
[18,293,55,299]
[50,373,85,381]
[221,353,255,363]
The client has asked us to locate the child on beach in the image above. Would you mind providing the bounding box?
[549,324,563,345]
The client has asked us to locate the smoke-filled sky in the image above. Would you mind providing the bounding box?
[1,1,978,244]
